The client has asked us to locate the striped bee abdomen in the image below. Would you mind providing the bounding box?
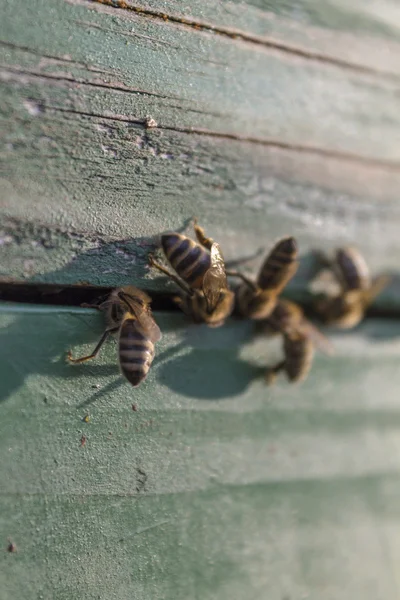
[283,334,314,383]
[257,237,298,291]
[335,248,369,291]
[161,233,211,289]
[118,320,155,387]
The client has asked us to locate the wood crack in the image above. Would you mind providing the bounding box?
[0,40,112,75]
[1,64,178,101]
[88,0,400,81]
[0,280,398,319]
[0,281,177,312]
[47,105,400,173]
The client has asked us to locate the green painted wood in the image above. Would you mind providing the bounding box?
[1,0,400,308]
[1,304,400,599]
[2,2,400,596]
[100,0,400,70]
[226,0,400,41]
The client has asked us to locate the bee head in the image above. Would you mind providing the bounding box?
[117,290,147,314]
[199,288,235,327]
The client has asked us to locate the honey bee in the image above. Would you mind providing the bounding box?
[67,286,161,388]
[262,298,333,384]
[149,220,234,327]
[313,246,390,328]
[228,237,298,320]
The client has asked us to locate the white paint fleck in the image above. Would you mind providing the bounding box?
[115,248,135,260]
[101,145,117,157]
[23,259,36,275]
[145,115,157,129]
[95,123,111,133]
[23,99,43,116]
[0,235,14,246]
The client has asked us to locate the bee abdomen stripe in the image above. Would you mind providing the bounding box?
[175,246,202,273]
[121,362,150,373]
[120,349,153,360]
[161,233,184,254]
[182,253,210,282]
[269,254,294,264]
[168,238,192,263]
[120,329,146,341]
[119,338,153,350]
[120,355,148,365]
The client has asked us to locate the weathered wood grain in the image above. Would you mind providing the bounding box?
[1,0,400,303]
[87,0,400,75]
[2,2,400,597]
[1,305,400,599]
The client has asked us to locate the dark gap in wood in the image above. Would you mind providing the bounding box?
[0,281,398,320]
[0,282,178,312]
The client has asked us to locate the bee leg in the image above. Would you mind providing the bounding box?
[149,254,193,295]
[80,303,102,310]
[172,294,194,318]
[264,360,285,385]
[172,295,185,309]
[81,297,110,310]
[193,219,214,251]
[226,270,258,292]
[67,326,119,364]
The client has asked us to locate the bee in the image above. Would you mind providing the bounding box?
[313,246,390,328]
[227,237,299,320]
[149,220,234,327]
[67,286,161,388]
[261,298,333,384]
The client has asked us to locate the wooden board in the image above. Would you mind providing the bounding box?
[1,0,400,304]
[1,304,400,599]
[2,1,400,597]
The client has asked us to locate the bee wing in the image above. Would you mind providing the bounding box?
[137,312,162,342]
[297,318,335,356]
[202,242,227,310]
[128,303,162,343]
